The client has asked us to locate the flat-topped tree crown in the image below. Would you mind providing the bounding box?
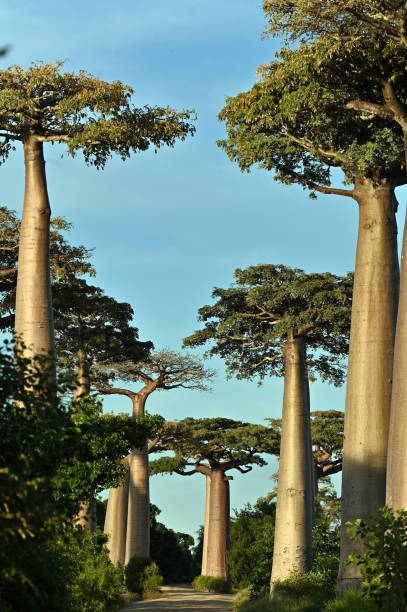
[150,417,280,475]
[262,0,407,46]
[5,61,195,370]
[218,42,406,197]
[54,279,151,364]
[0,61,195,165]
[184,264,352,384]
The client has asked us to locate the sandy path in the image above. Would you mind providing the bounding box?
[119,584,235,611]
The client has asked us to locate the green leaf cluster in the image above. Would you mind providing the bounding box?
[0,61,195,168]
[150,417,279,475]
[0,343,156,607]
[346,506,407,610]
[218,38,406,195]
[184,264,352,384]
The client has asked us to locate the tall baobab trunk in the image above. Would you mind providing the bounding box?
[201,474,211,575]
[125,393,150,562]
[304,370,314,522]
[125,445,150,562]
[338,178,399,594]
[15,137,55,374]
[205,469,230,582]
[270,333,312,596]
[73,346,95,531]
[387,212,407,509]
[74,347,90,399]
[105,457,130,564]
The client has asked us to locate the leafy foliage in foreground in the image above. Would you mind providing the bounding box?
[346,506,407,611]
[192,575,228,593]
[124,556,163,597]
[0,344,155,610]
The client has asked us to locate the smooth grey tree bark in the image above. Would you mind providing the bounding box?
[387,212,407,510]
[15,138,55,369]
[205,469,230,582]
[270,333,313,596]
[338,178,399,593]
[104,459,130,564]
[201,474,211,575]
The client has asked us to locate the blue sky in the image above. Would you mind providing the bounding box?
[1,1,404,539]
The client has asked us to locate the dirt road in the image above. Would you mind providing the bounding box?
[119,585,235,611]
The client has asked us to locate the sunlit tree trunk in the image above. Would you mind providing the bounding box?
[73,347,91,528]
[105,457,130,564]
[387,212,407,509]
[73,346,95,531]
[201,474,211,575]
[125,394,150,562]
[338,178,399,594]
[15,137,55,374]
[205,469,229,581]
[73,346,90,400]
[270,333,312,596]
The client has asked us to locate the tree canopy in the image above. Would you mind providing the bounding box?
[94,349,216,398]
[184,264,352,385]
[150,417,280,476]
[217,40,406,197]
[0,61,195,167]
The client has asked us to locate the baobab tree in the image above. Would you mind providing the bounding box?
[150,417,279,584]
[218,46,405,590]
[184,264,352,592]
[0,61,194,374]
[269,410,344,498]
[54,279,151,399]
[94,350,215,564]
[0,208,95,331]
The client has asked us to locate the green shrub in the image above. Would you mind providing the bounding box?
[66,529,127,612]
[237,595,322,611]
[141,562,163,597]
[233,588,251,610]
[228,500,275,596]
[324,590,369,611]
[125,556,163,597]
[345,506,407,611]
[273,571,334,601]
[192,574,227,593]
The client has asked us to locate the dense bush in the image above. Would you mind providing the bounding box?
[324,590,369,611]
[192,575,227,593]
[228,488,340,599]
[228,499,276,596]
[346,506,407,611]
[150,504,196,582]
[125,556,163,597]
[0,345,154,611]
[62,529,128,612]
[235,586,368,611]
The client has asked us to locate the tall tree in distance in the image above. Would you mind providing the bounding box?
[54,279,151,399]
[217,45,405,591]
[150,417,280,584]
[94,350,215,564]
[184,264,352,593]
[0,61,195,373]
[261,0,407,539]
[0,208,95,332]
